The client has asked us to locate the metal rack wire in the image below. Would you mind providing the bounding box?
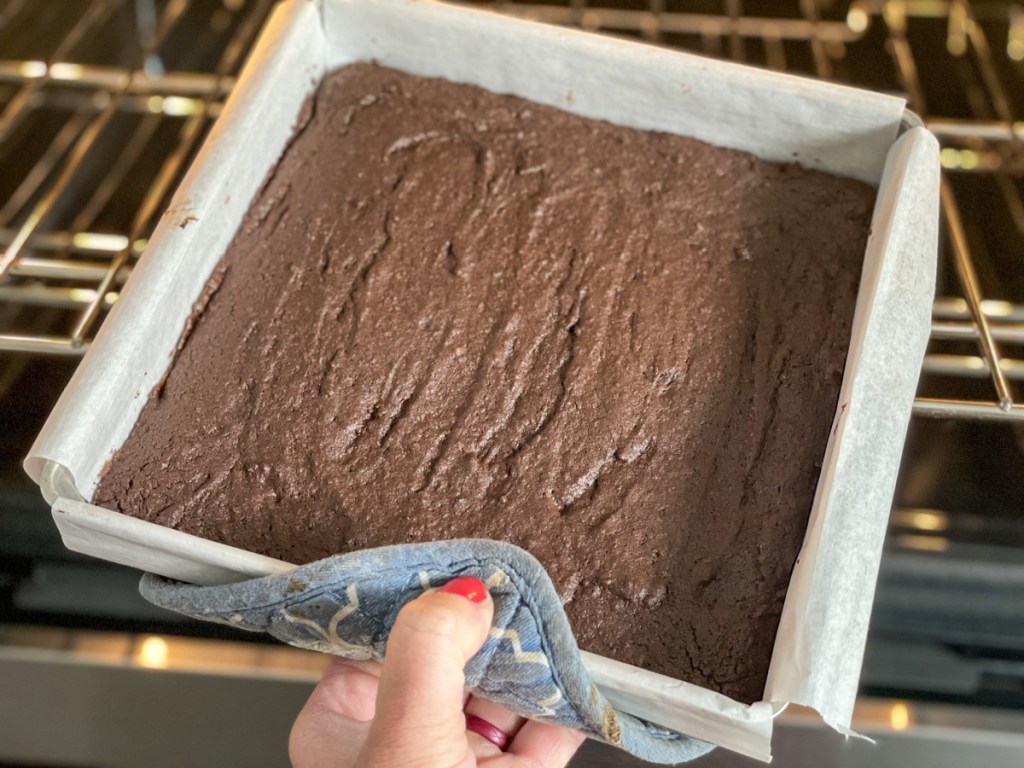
[0,0,271,354]
[0,0,1022,423]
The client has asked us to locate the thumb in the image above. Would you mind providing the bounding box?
[361,577,493,767]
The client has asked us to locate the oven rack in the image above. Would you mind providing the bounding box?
[0,0,1021,422]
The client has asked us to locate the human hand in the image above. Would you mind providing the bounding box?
[290,576,586,768]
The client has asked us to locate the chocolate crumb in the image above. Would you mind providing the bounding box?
[94,63,873,703]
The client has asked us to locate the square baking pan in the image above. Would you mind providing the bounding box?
[25,0,939,760]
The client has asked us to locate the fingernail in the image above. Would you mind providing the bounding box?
[439,576,489,604]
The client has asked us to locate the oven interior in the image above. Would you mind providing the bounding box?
[1,1,1022,765]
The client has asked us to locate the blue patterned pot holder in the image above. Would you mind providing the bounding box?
[142,539,714,763]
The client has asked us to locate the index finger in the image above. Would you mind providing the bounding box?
[310,657,381,721]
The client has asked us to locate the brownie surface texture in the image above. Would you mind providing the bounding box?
[95,63,876,703]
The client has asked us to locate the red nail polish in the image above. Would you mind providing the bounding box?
[439,576,488,603]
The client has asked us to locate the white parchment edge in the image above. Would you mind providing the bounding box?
[26,0,939,760]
